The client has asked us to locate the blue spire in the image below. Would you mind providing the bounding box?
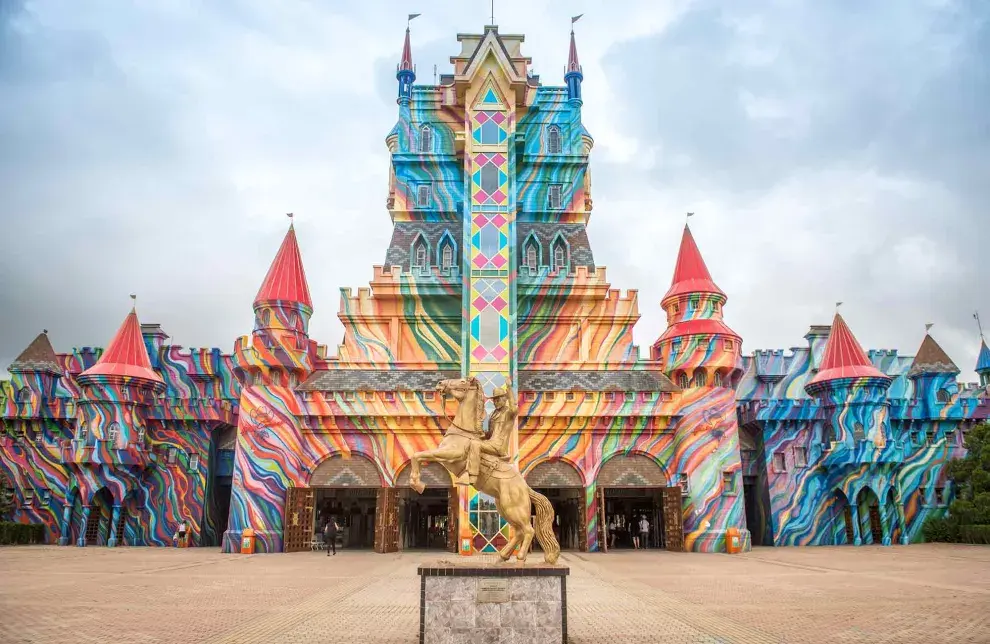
[977,338,990,377]
[565,28,583,106]
[396,27,415,105]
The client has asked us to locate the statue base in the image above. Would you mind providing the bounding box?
[418,558,568,644]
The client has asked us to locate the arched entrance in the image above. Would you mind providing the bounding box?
[525,460,585,551]
[305,454,384,552]
[396,462,455,551]
[856,487,883,545]
[87,488,114,546]
[597,454,682,551]
[830,489,855,545]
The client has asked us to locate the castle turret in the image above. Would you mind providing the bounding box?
[564,25,583,106]
[396,24,415,105]
[977,338,990,388]
[907,331,959,407]
[8,331,63,400]
[235,221,315,387]
[805,313,891,450]
[653,224,742,389]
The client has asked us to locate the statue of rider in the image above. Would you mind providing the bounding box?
[457,378,516,486]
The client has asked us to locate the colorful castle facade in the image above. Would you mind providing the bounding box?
[1,25,987,554]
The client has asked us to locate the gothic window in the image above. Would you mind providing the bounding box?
[417,183,432,208]
[936,389,950,403]
[189,454,200,472]
[107,422,120,446]
[412,236,429,269]
[934,487,945,506]
[79,425,89,442]
[678,473,690,493]
[713,371,724,388]
[547,184,562,209]
[419,124,433,153]
[677,373,690,389]
[441,244,453,269]
[551,237,568,271]
[16,387,30,403]
[853,423,865,441]
[547,125,562,154]
[526,244,538,268]
[694,371,708,387]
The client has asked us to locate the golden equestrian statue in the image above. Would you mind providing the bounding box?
[408,377,560,564]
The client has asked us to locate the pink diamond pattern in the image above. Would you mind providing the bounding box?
[475,153,490,165]
[475,112,490,124]
[491,153,506,165]
[471,346,488,361]
[474,189,489,203]
[472,296,488,310]
[491,254,507,269]
[473,254,489,268]
[473,213,489,226]
[490,296,507,311]
[491,190,506,204]
[491,214,507,227]
[490,112,506,125]
[490,346,508,361]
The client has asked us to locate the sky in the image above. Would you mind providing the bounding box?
[1,0,988,380]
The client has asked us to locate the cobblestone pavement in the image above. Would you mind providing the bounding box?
[1,544,988,643]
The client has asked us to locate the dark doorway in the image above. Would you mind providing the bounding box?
[314,488,377,549]
[399,488,449,550]
[743,476,764,546]
[602,488,665,549]
[88,488,114,546]
[532,487,583,551]
[214,481,232,543]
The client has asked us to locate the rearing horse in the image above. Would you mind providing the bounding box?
[408,377,560,564]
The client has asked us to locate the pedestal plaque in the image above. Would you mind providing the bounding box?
[418,559,568,644]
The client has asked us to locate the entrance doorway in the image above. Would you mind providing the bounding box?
[524,459,587,552]
[595,454,682,551]
[396,461,455,552]
[314,488,377,549]
[602,488,665,549]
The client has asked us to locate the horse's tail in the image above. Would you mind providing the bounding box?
[529,488,561,564]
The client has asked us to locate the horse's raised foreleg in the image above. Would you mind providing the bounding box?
[408,446,464,494]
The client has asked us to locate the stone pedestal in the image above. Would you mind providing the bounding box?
[418,559,568,644]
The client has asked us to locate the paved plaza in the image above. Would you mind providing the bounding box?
[1,544,988,643]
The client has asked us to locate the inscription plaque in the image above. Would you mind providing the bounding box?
[476,578,510,603]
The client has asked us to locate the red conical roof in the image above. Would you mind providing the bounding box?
[567,29,581,73]
[80,307,163,383]
[808,313,888,385]
[399,27,413,72]
[255,224,312,309]
[662,225,725,303]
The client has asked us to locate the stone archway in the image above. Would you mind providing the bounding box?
[395,462,452,488]
[597,453,667,488]
[856,487,883,545]
[830,489,854,545]
[309,453,384,488]
[525,459,583,488]
[395,462,456,552]
[596,454,680,552]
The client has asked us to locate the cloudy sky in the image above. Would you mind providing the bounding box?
[1,0,987,380]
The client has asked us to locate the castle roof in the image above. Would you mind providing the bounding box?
[662,224,726,303]
[567,29,581,73]
[255,224,312,309]
[9,331,62,375]
[907,333,959,377]
[80,307,163,383]
[807,313,888,385]
[399,26,414,72]
[978,338,990,373]
[656,318,740,343]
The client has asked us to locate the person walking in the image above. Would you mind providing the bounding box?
[324,517,339,556]
[638,515,650,550]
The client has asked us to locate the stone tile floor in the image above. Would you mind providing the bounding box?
[1,544,988,643]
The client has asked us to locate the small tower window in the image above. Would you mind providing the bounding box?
[441,244,453,269]
[694,371,708,387]
[823,424,834,449]
[417,184,432,208]
[419,124,433,153]
[16,387,30,403]
[412,237,429,269]
[678,473,690,494]
[713,371,724,388]
[773,452,786,472]
[936,389,950,403]
[526,244,538,268]
[547,184,562,209]
[261,309,271,326]
[78,426,89,442]
[553,246,566,271]
[107,422,120,446]
[547,125,562,154]
[794,447,808,467]
[137,428,146,446]
[853,423,865,441]
[722,471,736,494]
[677,373,690,389]
[189,454,200,472]
[167,447,178,465]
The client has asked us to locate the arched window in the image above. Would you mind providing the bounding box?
[412,236,429,269]
[16,387,30,403]
[551,238,568,271]
[713,371,724,388]
[822,423,834,448]
[547,125,562,154]
[853,422,865,441]
[78,425,89,442]
[419,124,433,153]
[441,244,453,269]
[107,422,120,445]
[694,370,708,387]
[936,389,950,403]
[526,244,538,268]
[677,372,690,389]
[261,309,271,326]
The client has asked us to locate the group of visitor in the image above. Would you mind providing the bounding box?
[606,515,652,549]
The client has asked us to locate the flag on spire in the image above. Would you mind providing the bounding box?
[571,14,583,24]
[408,13,420,23]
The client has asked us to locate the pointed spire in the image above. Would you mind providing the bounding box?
[567,28,581,73]
[907,333,959,377]
[807,313,888,385]
[9,331,61,375]
[977,338,990,374]
[80,304,162,383]
[399,26,414,72]
[662,224,726,303]
[255,221,312,310]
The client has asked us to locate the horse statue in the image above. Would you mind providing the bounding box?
[408,377,561,564]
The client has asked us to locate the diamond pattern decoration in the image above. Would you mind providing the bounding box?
[470,152,508,206]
